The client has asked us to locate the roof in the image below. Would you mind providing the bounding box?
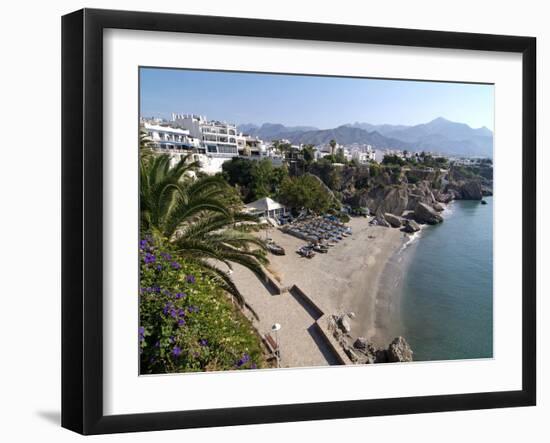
[144,123,190,135]
[245,197,285,212]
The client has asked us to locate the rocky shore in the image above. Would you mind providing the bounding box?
[329,313,413,364]
[352,165,493,229]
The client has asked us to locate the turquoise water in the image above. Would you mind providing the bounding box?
[400,197,493,361]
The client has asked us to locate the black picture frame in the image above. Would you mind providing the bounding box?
[62,8,537,435]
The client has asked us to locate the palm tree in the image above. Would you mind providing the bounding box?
[140,153,268,313]
[171,212,268,311]
[329,139,337,156]
[139,129,155,163]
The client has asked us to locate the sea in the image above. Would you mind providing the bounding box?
[397,197,493,362]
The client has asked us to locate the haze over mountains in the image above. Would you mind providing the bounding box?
[238,117,493,158]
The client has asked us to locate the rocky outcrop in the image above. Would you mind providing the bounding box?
[384,212,403,228]
[387,337,414,362]
[347,336,414,364]
[322,161,491,218]
[364,185,409,216]
[370,213,391,228]
[457,180,483,200]
[435,192,454,204]
[403,219,421,233]
[406,181,437,211]
[338,315,352,334]
[446,166,486,201]
[414,202,443,225]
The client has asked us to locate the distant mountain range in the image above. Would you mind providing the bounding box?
[238,117,493,158]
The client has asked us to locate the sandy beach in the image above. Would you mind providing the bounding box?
[231,217,409,367]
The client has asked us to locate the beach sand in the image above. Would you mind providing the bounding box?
[230,217,409,367]
[264,218,407,347]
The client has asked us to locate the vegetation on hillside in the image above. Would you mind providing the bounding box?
[221,157,288,203]
[278,174,338,215]
[139,140,271,373]
[139,237,265,373]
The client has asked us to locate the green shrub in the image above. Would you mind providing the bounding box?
[338,213,350,223]
[139,236,265,374]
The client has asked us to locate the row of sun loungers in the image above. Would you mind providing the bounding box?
[282,216,353,255]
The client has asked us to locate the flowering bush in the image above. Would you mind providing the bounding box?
[139,236,265,373]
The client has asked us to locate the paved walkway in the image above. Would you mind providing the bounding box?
[231,264,337,368]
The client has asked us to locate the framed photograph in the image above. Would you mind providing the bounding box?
[62,8,536,435]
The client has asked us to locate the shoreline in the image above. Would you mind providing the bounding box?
[368,199,457,349]
[231,216,409,366]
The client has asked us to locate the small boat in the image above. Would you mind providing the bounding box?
[267,243,286,255]
[297,246,316,258]
[313,244,328,253]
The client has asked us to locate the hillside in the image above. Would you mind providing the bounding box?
[239,117,493,157]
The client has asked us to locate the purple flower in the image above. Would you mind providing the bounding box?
[161,252,172,260]
[156,264,163,271]
[178,319,186,327]
[199,339,208,347]
[170,309,178,319]
[144,253,156,264]
[163,302,173,315]
[172,346,182,357]
[236,353,250,367]
[177,308,186,317]
[171,262,181,270]
[250,363,257,369]
[187,305,199,314]
[186,275,196,284]
[138,326,145,342]
[175,292,186,299]
[139,239,148,250]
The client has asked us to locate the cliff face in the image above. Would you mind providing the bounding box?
[446,165,493,200]
[313,163,492,226]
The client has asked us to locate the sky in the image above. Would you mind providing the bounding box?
[140,68,494,130]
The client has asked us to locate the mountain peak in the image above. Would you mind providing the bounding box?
[430,117,449,123]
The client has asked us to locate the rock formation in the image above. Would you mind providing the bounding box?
[370,213,391,227]
[384,212,403,228]
[387,337,414,362]
[403,219,421,233]
[414,202,443,224]
[346,336,414,364]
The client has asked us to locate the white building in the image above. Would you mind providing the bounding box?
[351,144,376,164]
[245,197,288,220]
[145,114,289,173]
[143,122,202,152]
[172,114,240,158]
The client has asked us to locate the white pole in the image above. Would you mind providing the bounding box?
[272,323,281,368]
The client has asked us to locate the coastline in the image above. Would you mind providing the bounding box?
[368,202,457,345]
[231,217,408,366]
